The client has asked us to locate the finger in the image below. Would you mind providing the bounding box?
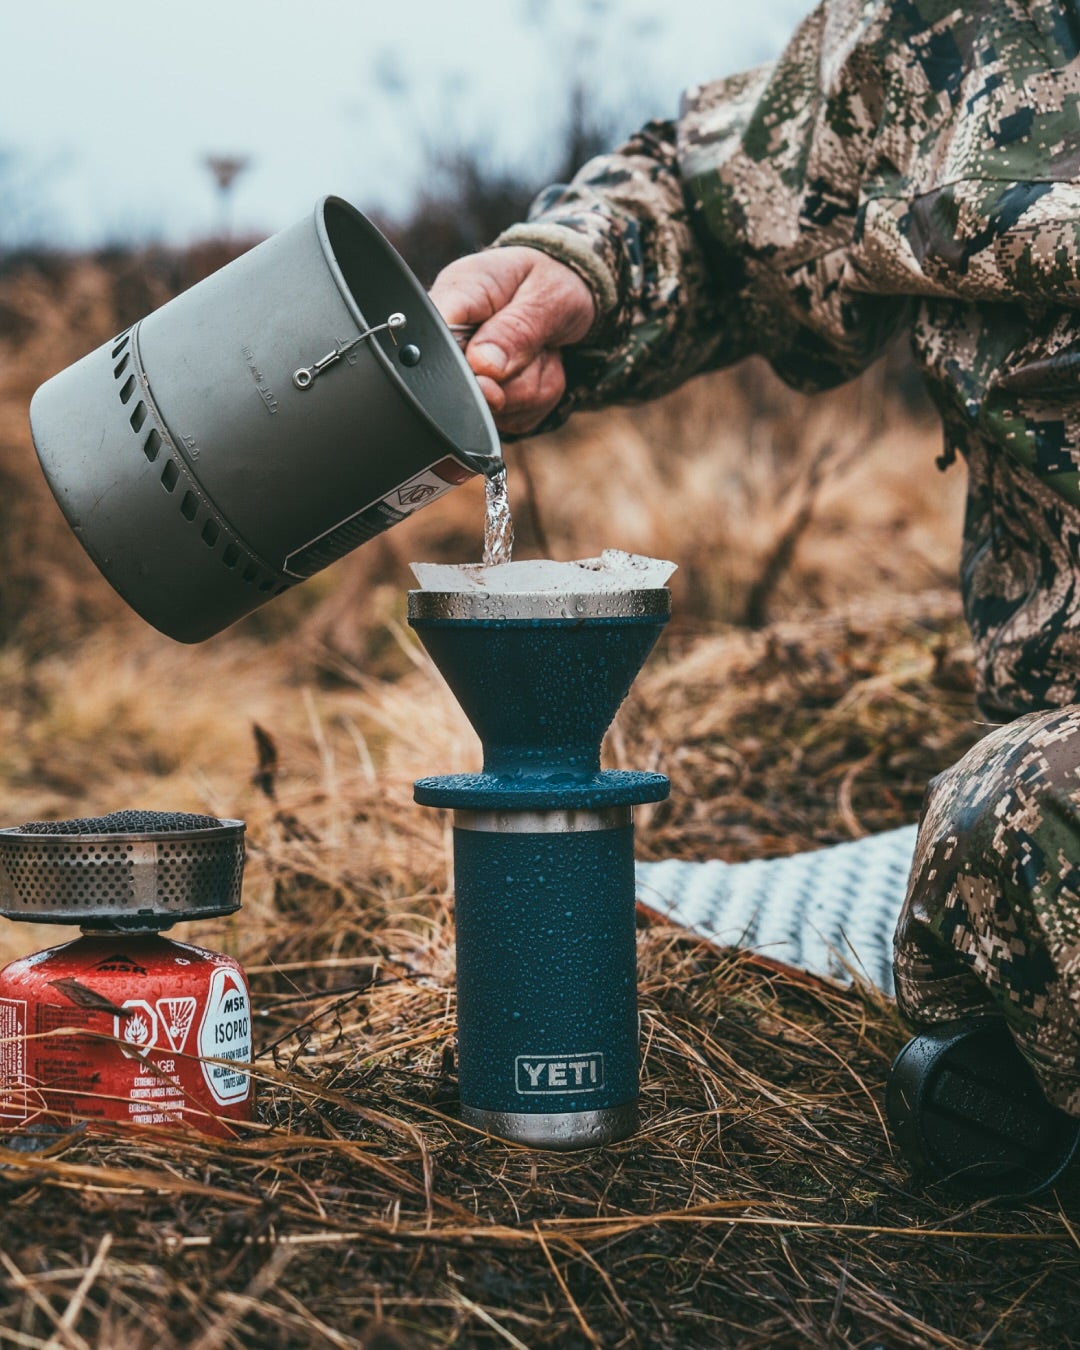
[462,302,549,382]
[428,250,532,329]
[429,275,490,329]
[490,350,567,436]
[473,373,506,414]
[468,290,582,384]
[432,249,593,393]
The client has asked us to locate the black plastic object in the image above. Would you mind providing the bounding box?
[886,1018,1080,1198]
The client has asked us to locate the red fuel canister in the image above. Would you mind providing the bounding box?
[0,810,251,1137]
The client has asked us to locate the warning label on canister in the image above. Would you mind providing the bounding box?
[197,967,251,1105]
[0,998,26,1117]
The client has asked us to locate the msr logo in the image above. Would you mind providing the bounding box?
[398,482,437,507]
[515,1053,605,1095]
[92,953,148,976]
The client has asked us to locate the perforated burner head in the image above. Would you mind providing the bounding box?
[0,811,245,931]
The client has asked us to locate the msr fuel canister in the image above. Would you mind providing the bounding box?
[0,810,251,1137]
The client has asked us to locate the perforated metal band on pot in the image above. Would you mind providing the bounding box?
[0,810,245,931]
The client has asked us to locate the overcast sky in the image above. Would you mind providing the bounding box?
[2,0,813,249]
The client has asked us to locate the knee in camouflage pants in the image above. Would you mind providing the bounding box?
[895,704,1080,1116]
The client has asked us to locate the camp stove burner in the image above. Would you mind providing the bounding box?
[0,809,245,931]
[0,810,252,1136]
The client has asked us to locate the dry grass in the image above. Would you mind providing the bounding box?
[0,249,1073,1347]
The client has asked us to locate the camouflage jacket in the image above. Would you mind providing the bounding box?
[497,0,1080,719]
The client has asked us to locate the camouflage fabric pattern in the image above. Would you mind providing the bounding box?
[496,0,1080,720]
[894,704,1080,1113]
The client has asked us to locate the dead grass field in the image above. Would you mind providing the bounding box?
[0,251,1077,1348]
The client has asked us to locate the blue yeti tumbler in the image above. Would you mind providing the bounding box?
[409,587,670,1149]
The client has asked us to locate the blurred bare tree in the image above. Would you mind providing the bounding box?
[364,0,659,282]
[203,155,251,240]
[373,74,620,285]
[0,147,60,255]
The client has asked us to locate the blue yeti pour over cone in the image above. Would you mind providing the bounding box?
[408,587,670,1149]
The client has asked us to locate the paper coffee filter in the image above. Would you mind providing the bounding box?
[410,550,676,594]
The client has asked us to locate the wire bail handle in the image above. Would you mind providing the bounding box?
[292,312,408,391]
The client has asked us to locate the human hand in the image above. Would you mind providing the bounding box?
[429,246,596,435]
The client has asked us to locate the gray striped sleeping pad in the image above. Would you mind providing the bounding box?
[635,825,918,995]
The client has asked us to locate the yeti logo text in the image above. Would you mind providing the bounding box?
[515,1053,605,1094]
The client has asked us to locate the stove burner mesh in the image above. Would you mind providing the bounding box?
[17,809,222,835]
[0,811,245,928]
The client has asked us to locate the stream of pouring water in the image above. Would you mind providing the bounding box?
[483,463,514,567]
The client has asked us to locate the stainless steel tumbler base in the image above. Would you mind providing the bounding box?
[463,1102,638,1150]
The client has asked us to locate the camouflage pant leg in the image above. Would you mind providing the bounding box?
[959,432,1080,722]
[894,705,1080,1115]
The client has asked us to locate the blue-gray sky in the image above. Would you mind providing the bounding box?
[2,0,812,248]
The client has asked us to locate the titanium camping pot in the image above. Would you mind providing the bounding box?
[29,196,500,643]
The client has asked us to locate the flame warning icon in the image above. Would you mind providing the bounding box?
[124,1011,152,1046]
[113,999,159,1057]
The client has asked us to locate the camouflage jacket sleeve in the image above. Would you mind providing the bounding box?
[495,0,1080,432]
